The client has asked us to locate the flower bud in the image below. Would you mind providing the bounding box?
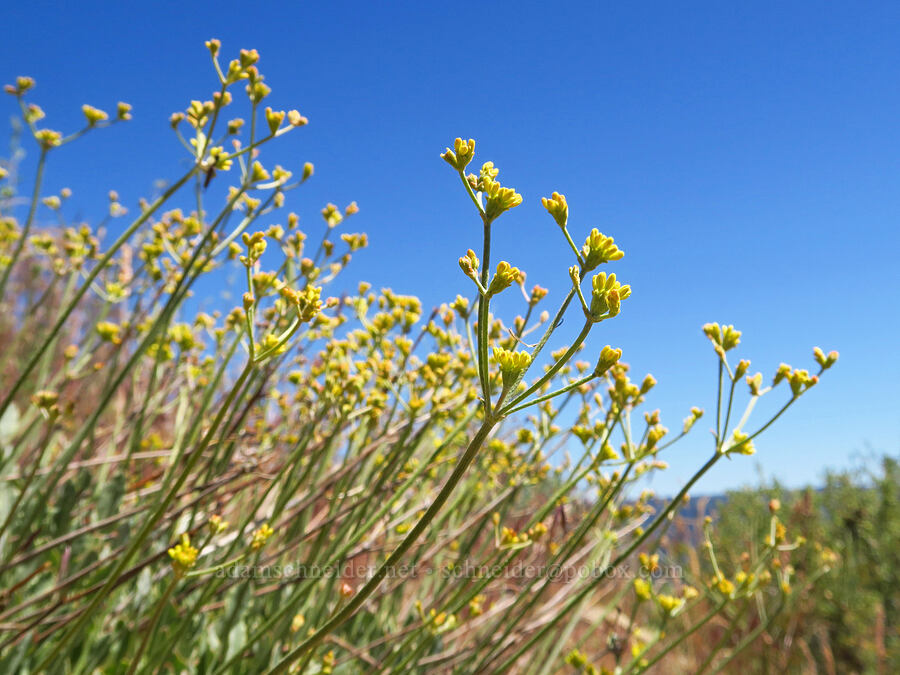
[657,594,684,615]
[589,272,631,321]
[788,368,816,397]
[594,345,622,377]
[35,129,62,149]
[321,203,342,228]
[683,406,703,433]
[96,321,122,344]
[723,430,755,456]
[487,261,522,296]
[241,231,267,264]
[81,105,108,126]
[598,441,619,461]
[208,514,228,534]
[581,229,624,271]
[25,104,44,123]
[458,250,479,282]
[569,265,581,287]
[264,107,284,135]
[493,346,531,390]
[31,390,59,409]
[168,534,199,578]
[633,578,652,601]
[541,191,568,228]
[530,285,548,305]
[5,76,35,95]
[250,523,274,550]
[250,161,270,182]
[246,81,271,103]
[747,372,763,396]
[224,60,244,83]
[703,322,741,356]
[813,346,839,370]
[773,363,791,386]
[482,173,523,221]
[702,322,721,344]
[441,137,476,171]
[283,110,307,128]
[239,48,260,68]
[721,325,742,351]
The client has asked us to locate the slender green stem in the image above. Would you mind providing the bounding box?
[473,460,633,671]
[0,146,46,299]
[34,362,254,670]
[500,373,595,416]
[489,393,799,673]
[126,579,176,675]
[505,319,592,409]
[264,420,495,675]
[634,600,726,674]
[715,359,724,443]
[505,287,577,398]
[477,221,493,416]
[0,424,55,541]
[561,226,584,266]
[0,166,196,420]
[708,599,785,675]
[458,170,486,218]
[721,373,738,440]
[488,452,720,673]
[694,600,751,674]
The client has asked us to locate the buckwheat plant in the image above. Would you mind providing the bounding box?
[0,43,837,674]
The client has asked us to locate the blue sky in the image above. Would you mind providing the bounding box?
[2,1,898,495]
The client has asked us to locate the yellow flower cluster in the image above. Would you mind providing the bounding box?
[493,346,531,389]
[250,523,274,550]
[589,272,631,321]
[703,322,742,357]
[541,191,568,228]
[168,534,199,578]
[581,228,624,271]
[440,137,476,171]
[486,260,523,296]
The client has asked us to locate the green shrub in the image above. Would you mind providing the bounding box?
[675,456,899,674]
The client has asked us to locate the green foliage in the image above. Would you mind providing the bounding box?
[695,456,900,673]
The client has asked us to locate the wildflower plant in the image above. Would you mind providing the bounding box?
[0,43,839,674]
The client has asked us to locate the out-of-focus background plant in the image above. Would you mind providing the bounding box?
[667,456,899,674]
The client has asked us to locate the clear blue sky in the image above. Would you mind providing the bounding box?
[3,1,898,495]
